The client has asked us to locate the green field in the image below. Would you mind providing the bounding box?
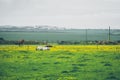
[0,29,120,41]
[0,45,120,80]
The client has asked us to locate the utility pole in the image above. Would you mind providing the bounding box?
[86,29,88,44]
[108,26,111,41]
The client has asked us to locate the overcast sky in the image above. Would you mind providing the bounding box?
[0,0,120,29]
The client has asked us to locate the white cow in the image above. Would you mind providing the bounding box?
[36,46,50,51]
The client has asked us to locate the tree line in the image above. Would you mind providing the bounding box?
[0,37,120,45]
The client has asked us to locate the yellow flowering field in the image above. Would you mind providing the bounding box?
[51,45,120,52]
[0,45,120,52]
[0,45,36,51]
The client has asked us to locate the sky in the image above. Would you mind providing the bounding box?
[0,0,120,29]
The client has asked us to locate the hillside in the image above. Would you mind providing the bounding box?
[0,25,66,32]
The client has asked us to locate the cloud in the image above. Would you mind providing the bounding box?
[0,0,120,28]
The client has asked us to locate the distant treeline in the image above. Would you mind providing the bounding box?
[0,37,120,45]
[57,40,120,45]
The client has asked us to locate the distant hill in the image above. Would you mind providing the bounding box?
[0,25,66,32]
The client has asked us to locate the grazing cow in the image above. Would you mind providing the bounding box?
[45,45,53,47]
[15,39,25,46]
[36,46,50,51]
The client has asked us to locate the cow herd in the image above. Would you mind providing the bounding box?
[15,39,53,51]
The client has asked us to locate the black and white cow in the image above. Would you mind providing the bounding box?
[36,46,50,51]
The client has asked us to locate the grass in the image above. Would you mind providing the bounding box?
[0,45,120,80]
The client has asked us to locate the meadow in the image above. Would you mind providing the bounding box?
[0,29,120,41]
[0,45,120,80]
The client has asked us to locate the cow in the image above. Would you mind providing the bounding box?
[18,39,24,46]
[36,46,50,51]
[15,39,25,46]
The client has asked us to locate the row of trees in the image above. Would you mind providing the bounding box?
[0,38,120,45]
